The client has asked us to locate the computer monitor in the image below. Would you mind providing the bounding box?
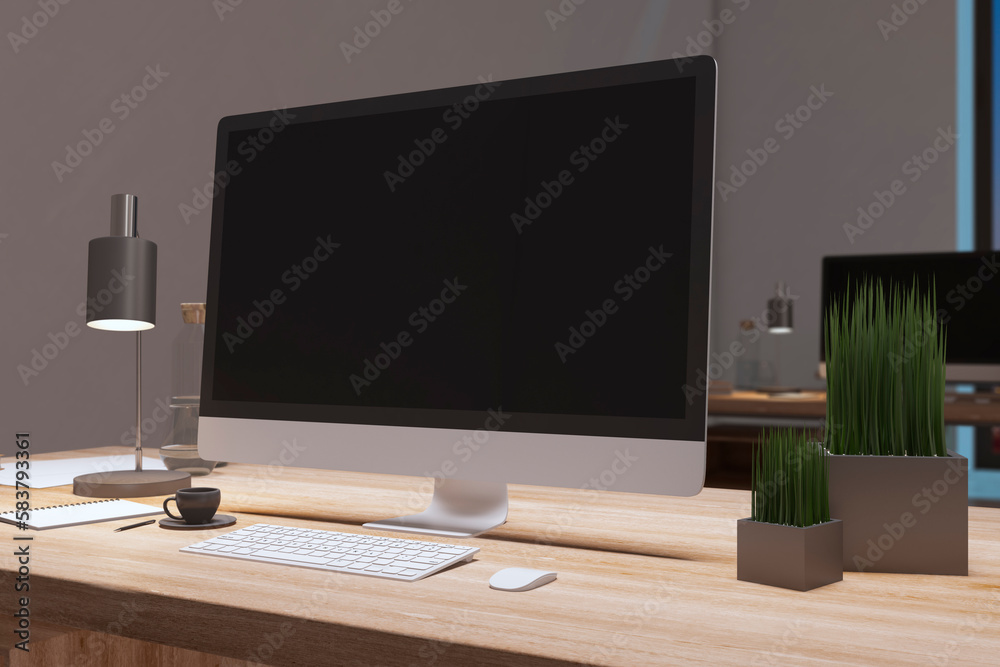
[820,252,1000,384]
[198,56,717,537]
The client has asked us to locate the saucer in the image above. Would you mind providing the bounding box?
[159,514,237,530]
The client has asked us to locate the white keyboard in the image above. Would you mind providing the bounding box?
[180,523,479,581]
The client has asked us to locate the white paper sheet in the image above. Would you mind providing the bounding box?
[0,455,167,488]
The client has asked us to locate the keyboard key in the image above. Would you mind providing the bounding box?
[365,565,384,572]
[383,566,403,574]
[438,548,467,555]
[250,550,330,565]
[398,562,431,570]
[400,569,421,577]
[348,563,367,570]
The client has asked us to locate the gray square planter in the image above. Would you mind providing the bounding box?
[828,449,968,575]
[737,518,843,591]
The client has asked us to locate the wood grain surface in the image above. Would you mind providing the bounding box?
[1,447,998,666]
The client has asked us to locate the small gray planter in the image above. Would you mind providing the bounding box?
[737,518,843,591]
[828,449,968,575]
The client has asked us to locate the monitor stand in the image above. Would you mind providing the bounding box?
[363,479,508,538]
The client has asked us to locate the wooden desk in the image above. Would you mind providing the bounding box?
[2,448,999,666]
[709,390,1000,426]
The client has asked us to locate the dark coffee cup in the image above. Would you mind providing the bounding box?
[163,487,221,525]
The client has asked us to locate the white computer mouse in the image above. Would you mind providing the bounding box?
[489,567,557,592]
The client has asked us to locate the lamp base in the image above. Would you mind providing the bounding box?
[73,469,191,498]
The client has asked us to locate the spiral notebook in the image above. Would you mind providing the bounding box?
[0,499,162,530]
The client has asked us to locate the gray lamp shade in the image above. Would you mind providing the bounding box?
[767,281,793,334]
[86,195,157,331]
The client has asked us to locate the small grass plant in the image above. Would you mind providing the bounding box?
[824,278,947,456]
[751,429,831,528]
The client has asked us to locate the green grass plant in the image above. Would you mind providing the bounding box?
[824,278,947,456]
[750,429,830,527]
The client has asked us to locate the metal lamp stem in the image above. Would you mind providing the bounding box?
[136,330,143,472]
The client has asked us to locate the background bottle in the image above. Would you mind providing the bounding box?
[170,303,205,446]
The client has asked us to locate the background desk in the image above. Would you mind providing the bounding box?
[2,447,999,666]
[708,390,1000,425]
[706,391,1000,490]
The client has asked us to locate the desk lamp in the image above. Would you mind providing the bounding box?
[73,194,191,498]
[759,282,798,394]
[767,281,793,335]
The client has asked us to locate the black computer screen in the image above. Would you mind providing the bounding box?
[203,61,714,440]
[821,252,1000,364]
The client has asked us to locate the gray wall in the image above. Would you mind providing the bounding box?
[711,0,956,390]
[1,0,712,454]
[1,1,957,454]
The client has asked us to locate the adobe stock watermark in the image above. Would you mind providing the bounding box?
[118,395,173,448]
[179,109,297,225]
[223,235,340,353]
[555,244,672,363]
[944,253,999,311]
[471,449,639,574]
[212,0,243,22]
[682,284,799,404]
[7,0,72,54]
[511,116,628,234]
[889,254,999,371]
[414,610,472,665]
[229,438,307,508]
[404,408,511,512]
[533,449,639,547]
[383,75,500,192]
[671,0,751,72]
[877,0,930,42]
[544,0,589,31]
[51,65,170,183]
[350,277,467,395]
[751,620,807,667]
[589,576,678,664]
[246,622,296,666]
[843,126,956,244]
[246,564,352,666]
[716,84,833,202]
[929,588,1000,666]
[16,268,134,386]
[71,599,145,667]
[340,0,415,64]
[851,457,966,571]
